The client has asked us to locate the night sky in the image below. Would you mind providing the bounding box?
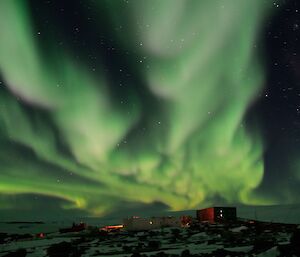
[0,0,300,219]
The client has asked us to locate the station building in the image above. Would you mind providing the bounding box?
[123,216,181,231]
[196,207,237,223]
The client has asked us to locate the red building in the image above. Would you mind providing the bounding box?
[197,207,237,223]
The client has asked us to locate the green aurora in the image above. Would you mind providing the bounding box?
[0,0,281,216]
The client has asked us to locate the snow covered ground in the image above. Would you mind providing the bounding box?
[1,220,299,257]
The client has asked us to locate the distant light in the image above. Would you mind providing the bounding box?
[38,233,45,238]
[100,224,123,232]
[149,221,153,225]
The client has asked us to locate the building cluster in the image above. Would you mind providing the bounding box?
[56,207,238,235]
[121,207,237,231]
[123,216,182,231]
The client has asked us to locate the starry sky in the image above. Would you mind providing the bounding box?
[0,0,300,220]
